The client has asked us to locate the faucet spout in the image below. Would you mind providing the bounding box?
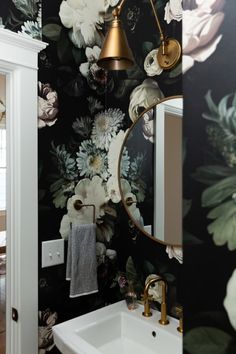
[142,275,169,325]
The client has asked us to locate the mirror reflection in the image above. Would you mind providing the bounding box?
[119,96,183,246]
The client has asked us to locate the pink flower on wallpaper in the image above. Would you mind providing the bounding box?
[183,0,225,73]
[38,82,59,128]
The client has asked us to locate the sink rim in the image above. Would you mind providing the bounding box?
[53,300,182,354]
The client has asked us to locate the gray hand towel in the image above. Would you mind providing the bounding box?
[66,223,98,298]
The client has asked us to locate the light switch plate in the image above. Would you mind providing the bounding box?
[41,239,64,268]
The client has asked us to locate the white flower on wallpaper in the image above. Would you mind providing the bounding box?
[144,49,163,77]
[20,20,41,39]
[72,116,93,138]
[164,0,183,24]
[108,129,129,177]
[79,46,108,92]
[129,79,164,122]
[59,0,106,48]
[38,82,59,128]
[91,108,125,151]
[224,269,236,330]
[183,0,225,73]
[106,176,121,204]
[74,176,107,219]
[12,0,39,19]
[59,176,108,239]
[120,179,144,227]
[166,245,183,264]
[142,109,154,143]
[145,274,162,303]
[105,0,119,8]
[0,17,5,28]
[76,139,109,180]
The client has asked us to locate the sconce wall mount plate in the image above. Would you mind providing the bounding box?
[157,39,181,70]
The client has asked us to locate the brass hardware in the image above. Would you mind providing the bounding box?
[175,305,183,333]
[142,276,169,325]
[97,15,135,70]
[98,0,181,71]
[73,200,96,224]
[157,38,182,70]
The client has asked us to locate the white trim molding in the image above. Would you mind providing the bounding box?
[0,28,47,354]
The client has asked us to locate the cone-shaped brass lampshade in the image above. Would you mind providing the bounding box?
[97,17,135,70]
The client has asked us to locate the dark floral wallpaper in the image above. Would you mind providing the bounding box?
[0,0,41,38]
[0,1,182,353]
[38,1,182,352]
[183,0,236,353]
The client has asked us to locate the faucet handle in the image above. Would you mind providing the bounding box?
[174,305,183,333]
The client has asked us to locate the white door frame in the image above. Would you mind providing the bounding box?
[0,28,47,354]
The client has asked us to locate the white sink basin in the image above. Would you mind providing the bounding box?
[53,300,182,354]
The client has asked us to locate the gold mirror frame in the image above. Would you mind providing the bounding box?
[118,95,183,246]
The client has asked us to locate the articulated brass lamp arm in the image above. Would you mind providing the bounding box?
[98,0,181,70]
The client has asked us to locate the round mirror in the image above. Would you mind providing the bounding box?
[118,96,183,246]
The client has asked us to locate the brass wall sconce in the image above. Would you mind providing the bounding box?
[97,0,181,71]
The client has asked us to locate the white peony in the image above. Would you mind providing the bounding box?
[75,176,108,220]
[144,49,163,77]
[166,246,183,264]
[120,179,144,227]
[59,176,108,239]
[224,269,236,330]
[59,0,105,48]
[183,0,225,73]
[129,79,164,122]
[106,176,121,204]
[164,0,183,24]
[107,129,129,180]
[80,46,101,77]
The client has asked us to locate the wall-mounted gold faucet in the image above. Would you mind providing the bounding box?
[142,275,169,325]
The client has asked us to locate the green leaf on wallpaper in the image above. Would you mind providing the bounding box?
[207,200,236,250]
[168,62,182,78]
[202,175,236,207]
[218,94,231,118]
[205,90,219,116]
[125,256,143,293]
[126,65,145,80]
[115,79,139,99]
[142,41,154,56]
[72,47,86,65]
[183,199,192,218]
[192,165,236,186]
[12,0,38,19]
[183,231,203,245]
[184,327,233,354]
[163,273,176,283]
[143,260,156,276]
[57,30,74,64]
[42,24,62,41]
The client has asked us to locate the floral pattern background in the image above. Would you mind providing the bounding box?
[0,0,41,38]
[0,1,182,353]
[183,0,236,353]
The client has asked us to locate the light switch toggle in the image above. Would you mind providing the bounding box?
[42,239,64,268]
